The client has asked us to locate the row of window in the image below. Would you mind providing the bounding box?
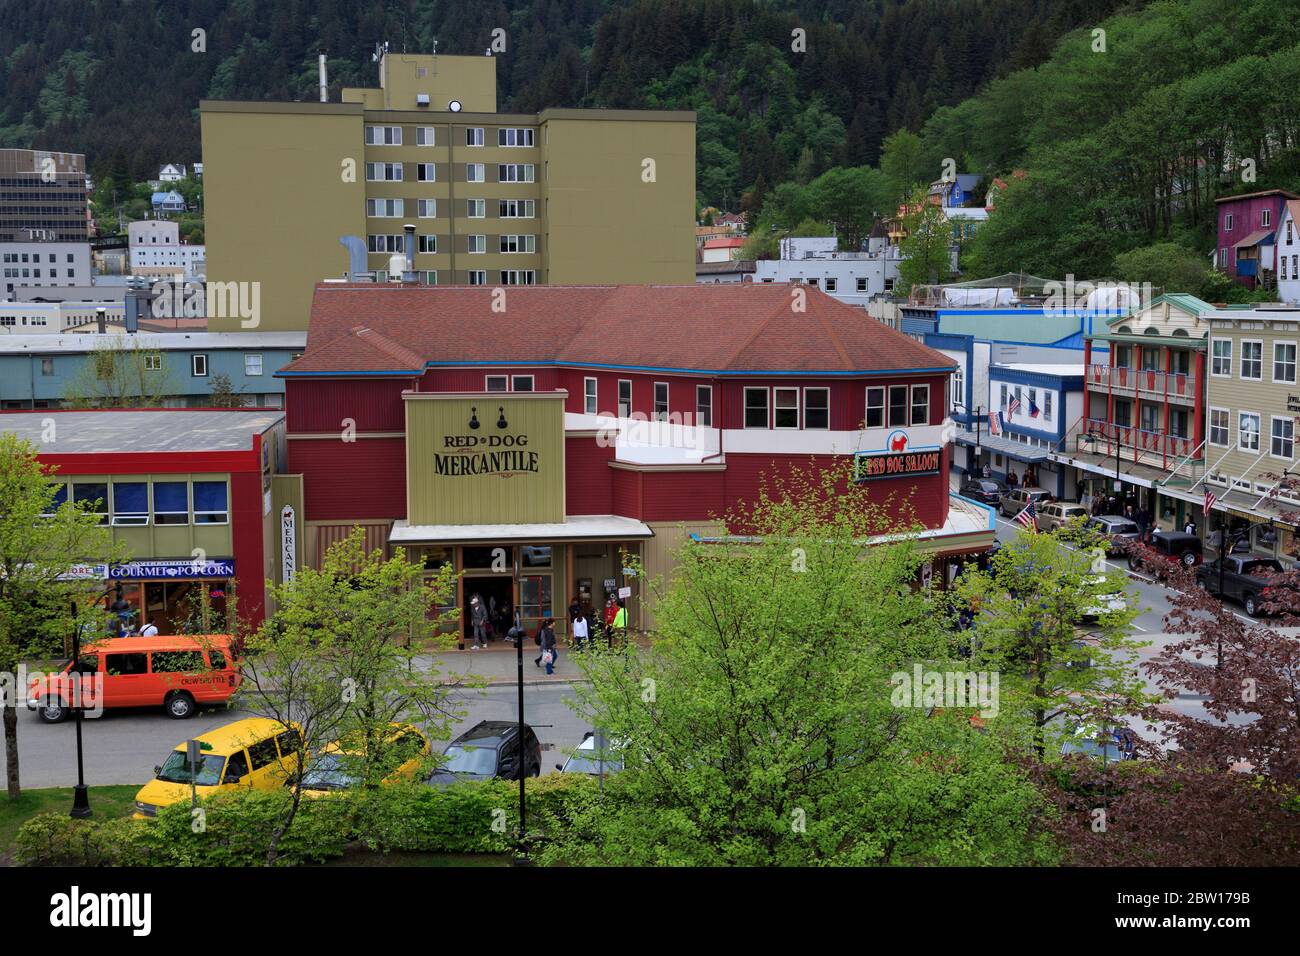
[996,384,1055,423]
[365,126,535,148]
[47,480,230,525]
[1223,210,1274,232]
[1111,344,1193,375]
[365,198,535,219]
[1210,338,1297,383]
[1209,408,1292,459]
[1,252,77,263]
[365,163,535,183]
[1281,255,1299,281]
[375,270,537,285]
[372,234,538,255]
[758,276,896,293]
[3,268,77,279]
[1108,399,1191,438]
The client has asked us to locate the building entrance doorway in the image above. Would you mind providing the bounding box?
[463,575,514,646]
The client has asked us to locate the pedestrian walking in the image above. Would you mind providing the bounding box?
[469,594,489,649]
[982,462,992,479]
[572,611,589,650]
[1135,505,1150,540]
[536,618,558,673]
[1184,517,1197,535]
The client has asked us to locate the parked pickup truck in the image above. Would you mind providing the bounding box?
[1195,556,1289,617]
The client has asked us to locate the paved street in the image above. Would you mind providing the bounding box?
[13,681,589,790]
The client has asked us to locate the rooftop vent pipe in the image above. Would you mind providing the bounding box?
[319,52,328,103]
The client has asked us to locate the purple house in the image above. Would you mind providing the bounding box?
[1215,189,1300,289]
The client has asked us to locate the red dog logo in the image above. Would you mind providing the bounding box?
[889,432,908,452]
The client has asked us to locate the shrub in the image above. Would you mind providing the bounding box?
[151,789,352,866]
[15,813,159,867]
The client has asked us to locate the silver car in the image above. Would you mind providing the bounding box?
[1086,515,1141,553]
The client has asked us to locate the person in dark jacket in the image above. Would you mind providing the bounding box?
[535,618,558,674]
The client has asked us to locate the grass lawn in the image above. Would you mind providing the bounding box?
[0,785,138,864]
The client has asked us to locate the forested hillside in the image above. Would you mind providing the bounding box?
[0,0,1128,204]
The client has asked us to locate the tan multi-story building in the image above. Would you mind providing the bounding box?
[0,149,88,243]
[200,51,696,332]
[1202,303,1300,560]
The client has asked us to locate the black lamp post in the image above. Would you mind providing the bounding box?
[68,600,90,819]
[952,402,983,474]
[512,549,528,866]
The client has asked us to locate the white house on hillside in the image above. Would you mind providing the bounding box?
[1279,199,1300,306]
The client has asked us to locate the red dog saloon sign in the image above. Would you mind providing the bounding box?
[853,430,942,482]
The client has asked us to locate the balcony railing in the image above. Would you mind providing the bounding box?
[1077,418,1199,469]
[1087,363,1192,399]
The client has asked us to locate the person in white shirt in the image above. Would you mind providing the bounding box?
[572,612,589,650]
[139,621,159,636]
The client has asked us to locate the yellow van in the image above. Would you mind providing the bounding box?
[133,717,302,819]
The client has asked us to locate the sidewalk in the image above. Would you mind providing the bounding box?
[427,635,644,686]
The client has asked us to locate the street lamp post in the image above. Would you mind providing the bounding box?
[952,402,983,474]
[512,549,528,865]
[68,601,90,819]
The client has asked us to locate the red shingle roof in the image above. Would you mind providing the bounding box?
[281,283,954,376]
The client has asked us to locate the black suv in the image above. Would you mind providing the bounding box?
[427,720,542,785]
[1128,530,1202,576]
[959,477,1008,506]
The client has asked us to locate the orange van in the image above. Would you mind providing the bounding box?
[27,635,240,722]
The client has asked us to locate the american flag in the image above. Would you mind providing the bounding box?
[1007,395,1022,416]
[1016,500,1037,530]
[1204,488,1217,515]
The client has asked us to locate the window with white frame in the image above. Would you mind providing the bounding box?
[888,385,909,427]
[418,235,437,254]
[144,354,161,372]
[500,270,536,285]
[744,387,768,428]
[584,377,598,415]
[1242,340,1263,379]
[364,125,401,145]
[824,277,837,292]
[865,386,885,428]
[423,271,437,285]
[466,127,484,147]
[804,387,829,429]
[1275,342,1297,383]
[466,163,485,183]
[1225,213,1234,231]
[1239,411,1261,451]
[499,234,536,254]
[191,354,208,377]
[499,199,535,218]
[1043,390,1053,422]
[415,126,435,146]
[486,375,508,392]
[618,380,632,418]
[910,384,930,426]
[696,385,712,427]
[952,367,964,408]
[365,162,402,181]
[367,234,404,253]
[1210,408,1230,446]
[416,199,437,219]
[774,388,799,428]
[466,199,485,218]
[653,382,669,421]
[366,198,404,217]
[416,163,436,182]
[497,164,535,183]
[244,354,262,376]
[1273,416,1295,459]
[1262,208,1271,228]
[497,128,534,147]
[467,235,486,253]
[1211,338,1232,376]
[856,277,867,292]
[467,270,487,285]
[512,375,534,392]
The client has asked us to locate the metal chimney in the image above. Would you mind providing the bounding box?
[124,290,141,333]
[95,306,106,335]
[319,52,328,103]
[403,224,416,282]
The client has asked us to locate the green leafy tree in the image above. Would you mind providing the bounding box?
[1111,242,1215,296]
[804,166,892,250]
[232,527,464,863]
[207,373,246,409]
[64,339,170,409]
[0,434,127,799]
[951,525,1152,760]
[896,188,955,293]
[541,462,1055,866]
[880,129,929,203]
